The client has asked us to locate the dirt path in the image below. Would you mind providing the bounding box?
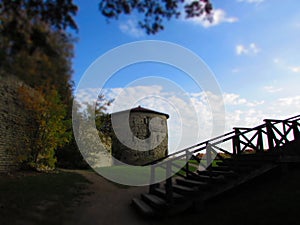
[65,170,156,225]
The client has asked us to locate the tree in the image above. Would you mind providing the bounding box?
[0,0,78,62]
[19,84,71,171]
[1,1,76,170]
[80,94,114,145]
[0,0,76,130]
[1,1,212,39]
[0,0,213,170]
[99,0,213,34]
[56,94,114,169]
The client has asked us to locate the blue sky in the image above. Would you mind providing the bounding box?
[72,0,300,153]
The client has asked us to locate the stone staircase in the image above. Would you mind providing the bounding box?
[131,115,300,218]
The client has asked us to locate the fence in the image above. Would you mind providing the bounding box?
[147,114,300,202]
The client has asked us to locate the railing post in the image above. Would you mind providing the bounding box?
[206,143,212,171]
[232,128,241,155]
[293,121,300,141]
[165,160,173,203]
[265,120,275,151]
[185,150,190,178]
[257,129,264,152]
[149,165,156,194]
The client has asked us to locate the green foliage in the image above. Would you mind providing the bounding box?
[79,95,114,151]
[99,0,213,34]
[0,1,75,102]
[56,95,114,169]
[0,0,77,61]
[1,0,213,42]
[95,94,114,135]
[0,0,212,171]
[0,1,78,170]
[0,22,75,93]
[55,137,90,169]
[19,85,71,171]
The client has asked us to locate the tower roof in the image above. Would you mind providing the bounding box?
[111,105,169,119]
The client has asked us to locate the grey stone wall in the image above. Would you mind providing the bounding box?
[112,111,168,165]
[0,75,35,173]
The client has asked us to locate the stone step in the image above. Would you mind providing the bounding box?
[221,159,265,167]
[175,178,210,190]
[234,153,279,161]
[210,165,233,171]
[220,161,262,172]
[146,188,194,216]
[189,173,226,184]
[172,184,199,196]
[197,169,238,178]
[131,198,156,217]
[152,187,185,203]
[141,193,168,210]
[215,163,253,172]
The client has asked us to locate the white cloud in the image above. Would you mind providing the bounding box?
[188,9,238,28]
[272,58,300,73]
[75,88,99,105]
[223,93,264,107]
[263,85,283,93]
[268,96,300,119]
[249,43,261,54]
[289,66,300,73]
[119,19,144,38]
[277,96,300,106]
[223,93,247,105]
[108,86,208,151]
[273,58,281,64]
[246,100,265,107]
[236,45,247,55]
[106,87,270,151]
[237,0,265,4]
[231,68,241,73]
[75,86,300,154]
[294,22,300,29]
[236,43,261,55]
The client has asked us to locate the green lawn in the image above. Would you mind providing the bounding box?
[175,159,222,176]
[0,170,90,225]
[95,159,222,185]
[96,165,169,185]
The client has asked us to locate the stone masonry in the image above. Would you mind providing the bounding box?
[111,106,169,166]
[0,75,35,173]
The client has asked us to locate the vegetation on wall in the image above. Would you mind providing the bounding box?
[77,94,114,153]
[0,0,213,171]
[0,1,78,171]
[19,85,71,171]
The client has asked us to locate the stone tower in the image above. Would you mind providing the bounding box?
[111,106,169,165]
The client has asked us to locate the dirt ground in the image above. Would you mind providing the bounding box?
[65,170,156,225]
[61,168,300,225]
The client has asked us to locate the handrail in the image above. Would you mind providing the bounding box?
[147,114,300,200]
[145,114,300,167]
[264,114,300,122]
[143,130,235,166]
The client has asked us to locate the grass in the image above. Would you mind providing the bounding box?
[95,165,168,185]
[95,159,223,185]
[176,159,222,176]
[0,170,90,225]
